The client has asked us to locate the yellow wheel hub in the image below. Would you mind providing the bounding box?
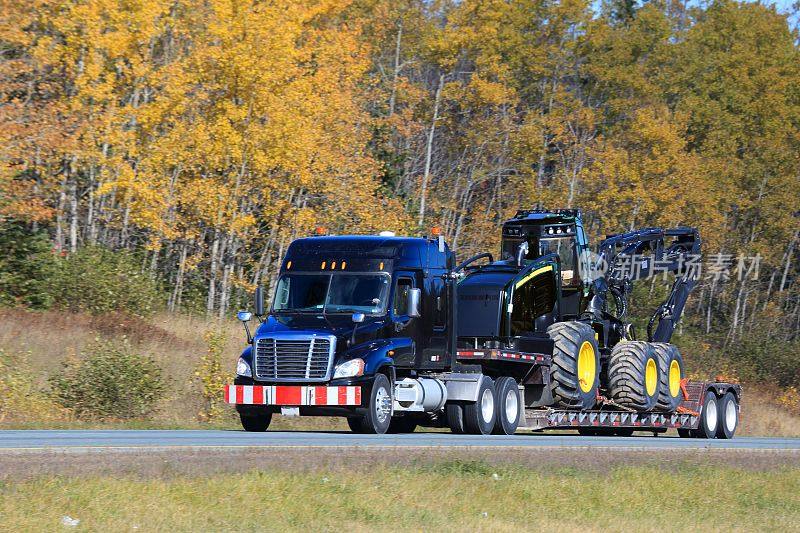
[669,359,681,398]
[645,358,658,397]
[577,341,596,394]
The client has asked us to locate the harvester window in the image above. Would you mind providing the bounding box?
[540,237,578,287]
[393,278,413,316]
[510,270,556,335]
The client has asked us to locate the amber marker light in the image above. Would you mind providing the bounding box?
[430,226,442,237]
[286,261,292,270]
[321,261,327,270]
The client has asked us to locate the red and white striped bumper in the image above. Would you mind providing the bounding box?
[224,385,362,406]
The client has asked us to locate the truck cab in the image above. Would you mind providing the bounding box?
[232,235,456,433]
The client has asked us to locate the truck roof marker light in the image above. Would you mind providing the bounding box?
[379,262,384,270]
[430,226,441,237]
[287,261,292,270]
[321,261,327,270]
[331,261,337,270]
[315,226,326,235]
[341,261,346,269]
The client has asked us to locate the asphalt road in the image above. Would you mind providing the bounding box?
[0,430,798,451]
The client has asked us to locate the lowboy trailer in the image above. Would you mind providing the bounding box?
[226,209,741,439]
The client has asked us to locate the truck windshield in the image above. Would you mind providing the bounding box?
[273,273,391,315]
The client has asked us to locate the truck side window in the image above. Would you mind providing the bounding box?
[393,278,412,316]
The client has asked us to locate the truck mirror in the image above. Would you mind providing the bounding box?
[254,286,265,316]
[407,288,422,318]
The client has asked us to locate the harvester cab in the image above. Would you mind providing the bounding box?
[499,208,590,318]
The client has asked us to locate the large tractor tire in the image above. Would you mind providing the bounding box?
[651,343,685,412]
[608,341,661,411]
[546,322,600,410]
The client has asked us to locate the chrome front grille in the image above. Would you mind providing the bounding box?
[254,335,336,381]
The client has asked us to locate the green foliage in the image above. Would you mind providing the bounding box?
[49,246,162,317]
[0,222,57,309]
[50,339,165,420]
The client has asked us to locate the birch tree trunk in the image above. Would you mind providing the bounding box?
[418,74,444,228]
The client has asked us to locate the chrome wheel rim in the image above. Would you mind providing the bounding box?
[375,387,391,424]
[706,398,718,431]
[480,388,494,423]
[505,389,518,425]
[725,400,736,431]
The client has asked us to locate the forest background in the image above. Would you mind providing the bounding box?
[1,0,799,429]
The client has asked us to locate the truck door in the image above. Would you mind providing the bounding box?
[418,276,448,369]
[389,272,422,368]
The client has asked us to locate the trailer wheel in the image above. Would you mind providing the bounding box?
[546,321,600,410]
[352,373,392,434]
[694,390,719,439]
[463,377,497,435]
[388,416,418,434]
[652,343,684,412]
[240,412,272,432]
[716,391,738,439]
[492,377,520,435]
[446,402,466,434]
[608,341,661,411]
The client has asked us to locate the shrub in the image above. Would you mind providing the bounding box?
[0,221,57,309]
[49,246,162,317]
[50,339,165,420]
[0,350,69,423]
[195,330,233,422]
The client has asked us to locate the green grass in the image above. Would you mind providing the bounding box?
[1,461,798,531]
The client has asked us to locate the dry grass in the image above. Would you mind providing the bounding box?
[1,308,799,436]
[0,455,797,531]
[739,389,800,438]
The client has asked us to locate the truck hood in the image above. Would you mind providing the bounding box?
[254,313,384,348]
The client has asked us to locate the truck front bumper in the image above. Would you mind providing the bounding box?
[225,384,362,407]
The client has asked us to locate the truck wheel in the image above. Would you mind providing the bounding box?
[359,373,393,434]
[240,412,272,432]
[694,390,719,439]
[492,377,520,435]
[388,416,418,434]
[608,341,660,411]
[346,417,364,433]
[715,391,738,439]
[546,322,600,410]
[463,377,497,435]
[446,402,466,434]
[652,343,684,412]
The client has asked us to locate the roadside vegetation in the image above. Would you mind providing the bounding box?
[1,459,798,530]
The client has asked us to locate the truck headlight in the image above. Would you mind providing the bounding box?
[333,358,365,379]
[236,357,252,377]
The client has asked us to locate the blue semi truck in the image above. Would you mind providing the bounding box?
[226,209,740,438]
